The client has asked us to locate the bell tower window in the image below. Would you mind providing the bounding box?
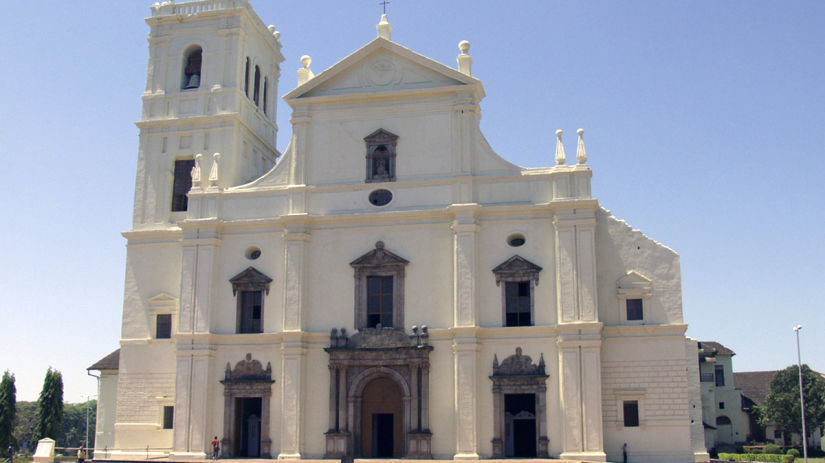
[182,47,202,90]
[253,65,261,105]
[364,129,398,183]
[171,158,195,211]
[263,77,269,114]
[244,57,251,97]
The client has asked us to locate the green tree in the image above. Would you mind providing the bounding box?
[61,401,95,448]
[13,402,37,453]
[33,368,63,446]
[758,365,825,440]
[0,371,16,450]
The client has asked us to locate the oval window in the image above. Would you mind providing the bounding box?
[507,233,526,247]
[369,189,393,206]
[245,246,262,260]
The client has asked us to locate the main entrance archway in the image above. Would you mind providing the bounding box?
[360,377,403,457]
[324,327,433,459]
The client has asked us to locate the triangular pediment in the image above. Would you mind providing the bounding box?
[616,270,653,297]
[492,255,542,285]
[492,255,543,274]
[350,241,409,267]
[229,267,273,295]
[617,270,652,288]
[284,37,482,100]
[148,293,178,305]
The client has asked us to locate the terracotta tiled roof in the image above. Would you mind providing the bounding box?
[733,370,777,406]
[88,348,120,371]
[698,341,735,356]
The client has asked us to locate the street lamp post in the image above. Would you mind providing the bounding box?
[793,325,808,463]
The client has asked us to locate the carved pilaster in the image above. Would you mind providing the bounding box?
[557,327,606,461]
[553,209,598,323]
[452,329,479,460]
[278,333,306,459]
[450,205,479,327]
[282,217,310,331]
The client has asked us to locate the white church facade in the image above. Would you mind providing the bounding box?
[90,1,709,462]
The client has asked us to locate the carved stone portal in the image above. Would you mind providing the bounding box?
[220,354,274,458]
[490,347,549,458]
[325,326,432,459]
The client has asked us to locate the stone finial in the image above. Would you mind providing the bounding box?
[208,152,220,187]
[554,129,566,165]
[377,13,392,40]
[268,25,281,40]
[191,153,203,189]
[576,128,587,164]
[457,40,472,76]
[297,55,314,86]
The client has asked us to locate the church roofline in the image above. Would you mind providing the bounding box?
[283,37,485,102]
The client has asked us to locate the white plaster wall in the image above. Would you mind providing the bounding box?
[595,208,683,326]
[113,342,176,452]
[304,223,454,332]
[213,230,285,333]
[121,242,181,340]
[476,217,556,327]
[601,335,695,462]
[94,371,118,453]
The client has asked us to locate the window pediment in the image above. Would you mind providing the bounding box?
[229,267,273,295]
[492,255,542,286]
[222,353,273,383]
[350,241,409,269]
[492,347,547,377]
[616,270,652,298]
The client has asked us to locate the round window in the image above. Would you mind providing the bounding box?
[507,233,526,247]
[369,189,393,206]
[245,246,262,260]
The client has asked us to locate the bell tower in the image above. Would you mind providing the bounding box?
[132,0,284,228]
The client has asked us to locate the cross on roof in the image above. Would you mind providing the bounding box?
[379,0,390,14]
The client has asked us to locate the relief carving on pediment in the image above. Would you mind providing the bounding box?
[492,347,546,377]
[223,353,273,382]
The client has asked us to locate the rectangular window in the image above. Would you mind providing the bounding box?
[156,314,172,339]
[366,276,393,328]
[239,290,262,333]
[626,298,643,320]
[718,402,725,409]
[623,400,639,427]
[715,365,725,387]
[171,159,195,212]
[505,281,532,326]
[163,406,174,429]
[774,430,782,439]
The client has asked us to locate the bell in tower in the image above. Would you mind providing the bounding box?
[183,47,202,89]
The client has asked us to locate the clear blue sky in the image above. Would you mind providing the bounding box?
[0,1,822,403]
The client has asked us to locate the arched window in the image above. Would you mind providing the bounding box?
[244,57,251,97]
[263,77,268,114]
[253,65,261,106]
[182,46,202,89]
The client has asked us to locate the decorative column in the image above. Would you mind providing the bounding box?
[278,333,306,459]
[172,222,220,458]
[279,216,309,459]
[553,206,606,461]
[282,218,310,331]
[450,205,479,327]
[288,108,310,214]
[453,331,480,460]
